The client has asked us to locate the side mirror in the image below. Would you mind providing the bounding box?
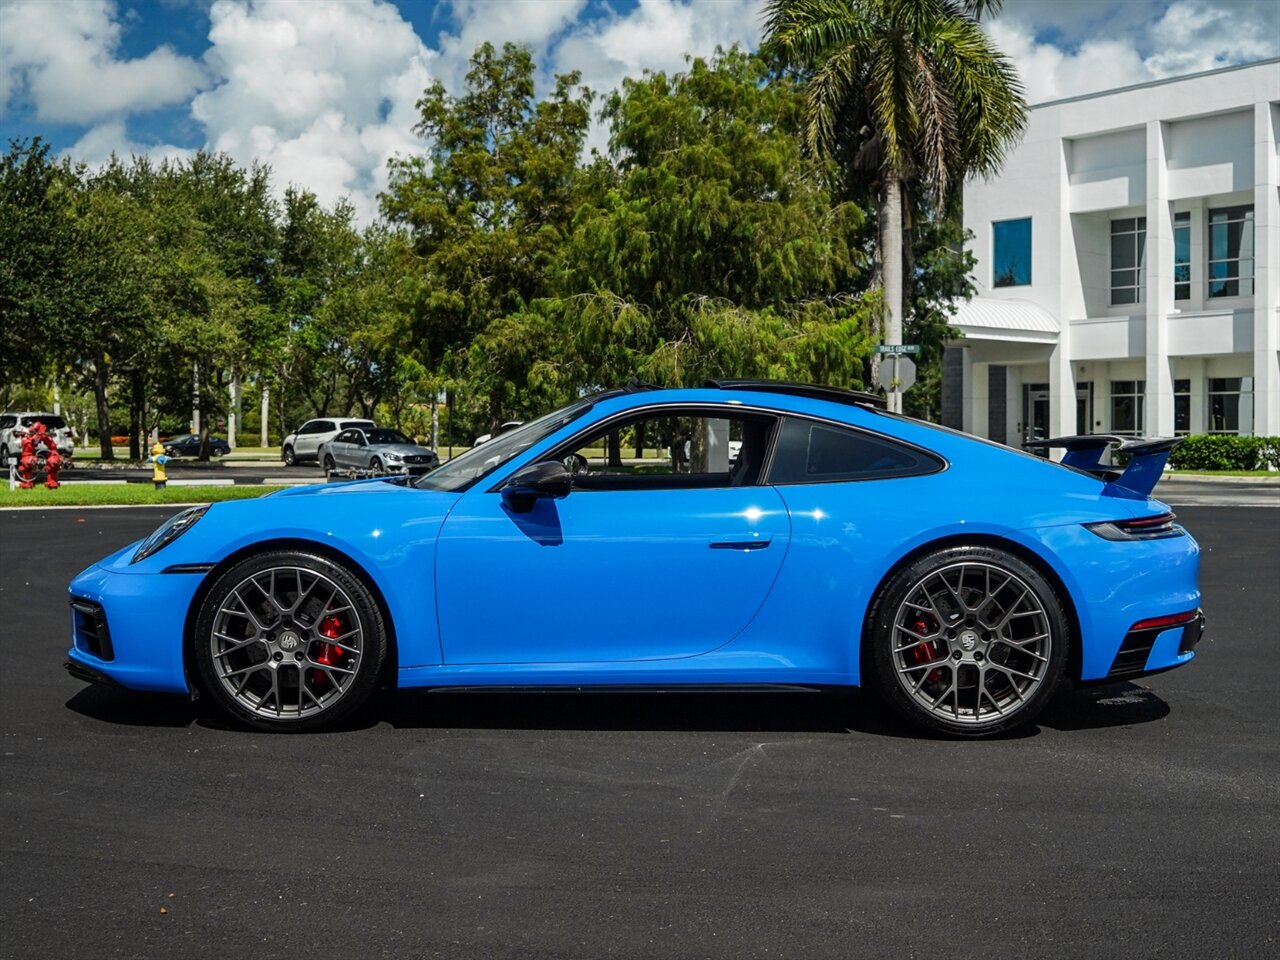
[501,460,571,513]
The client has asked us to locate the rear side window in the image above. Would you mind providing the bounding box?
[341,420,375,430]
[767,418,942,484]
[0,416,14,429]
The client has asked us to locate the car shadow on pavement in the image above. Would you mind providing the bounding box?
[65,684,197,728]
[1037,682,1171,731]
[62,680,1171,738]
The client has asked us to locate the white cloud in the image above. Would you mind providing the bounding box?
[190,0,435,222]
[1144,0,1279,77]
[431,0,588,93]
[989,0,1279,104]
[0,0,207,123]
[66,120,196,168]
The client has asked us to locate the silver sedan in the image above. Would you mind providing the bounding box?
[319,428,439,477]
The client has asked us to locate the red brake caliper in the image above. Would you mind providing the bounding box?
[909,618,943,684]
[312,614,346,686]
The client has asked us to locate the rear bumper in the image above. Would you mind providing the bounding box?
[1095,609,1204,682]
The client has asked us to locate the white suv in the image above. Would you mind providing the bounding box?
[281,418,375,466]
[0,412,75,468]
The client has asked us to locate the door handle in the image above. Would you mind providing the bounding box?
[709,535,773,551]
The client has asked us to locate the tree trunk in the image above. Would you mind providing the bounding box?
[634,420,645,459]
[607,430,623,468]
[92,354,113,460]
[128,370,144,461]
[881,171,905,413]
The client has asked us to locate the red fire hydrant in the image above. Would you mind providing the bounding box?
[17,421,62,490]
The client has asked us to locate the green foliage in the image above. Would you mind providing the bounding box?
[4,39,998,445]
[1169,435,1280,471]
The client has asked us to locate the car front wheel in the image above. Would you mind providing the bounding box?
[867,545,1067,738]
[282,445,296,466]
[192,551,388,732]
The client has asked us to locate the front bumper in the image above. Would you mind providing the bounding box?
[64,553,200,694]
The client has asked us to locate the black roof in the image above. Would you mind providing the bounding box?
[704,379,886,410]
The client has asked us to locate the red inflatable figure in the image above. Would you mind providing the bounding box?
[17,421,62,490]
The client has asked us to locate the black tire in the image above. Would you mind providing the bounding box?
[0,445,8,469]
[192,550,388,732]
[867,545,1068,738]
[369,457,384,476]
[322,454,336,479]
[282,445,296,466]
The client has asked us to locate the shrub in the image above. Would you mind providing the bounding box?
[1169,434,1280,471]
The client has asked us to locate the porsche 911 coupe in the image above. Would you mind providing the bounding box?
[65,381,1203,737]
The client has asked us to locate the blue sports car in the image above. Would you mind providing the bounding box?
[65,381,1202,737]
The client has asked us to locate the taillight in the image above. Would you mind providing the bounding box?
[1130,610,1199,631]
[1085,512,1182,541]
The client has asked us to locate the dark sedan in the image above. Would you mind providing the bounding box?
[163,434,232,458]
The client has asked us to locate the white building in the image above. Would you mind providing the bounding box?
[944,58,1280,445]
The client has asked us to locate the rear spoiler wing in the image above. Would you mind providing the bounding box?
[1023,435,1182,499]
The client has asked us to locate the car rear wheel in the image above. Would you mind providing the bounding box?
[282,445,296,466]
[867,545,1067,738]
[193,551,388,732]
[322,454,335,479]
[0,445,8,469]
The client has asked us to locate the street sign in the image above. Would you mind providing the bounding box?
[893,356,917,392]
[875,343,921,355]
[872,354,917,393]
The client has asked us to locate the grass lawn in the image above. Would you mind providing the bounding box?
[0,484,291,508]
[1165,470,1279,479]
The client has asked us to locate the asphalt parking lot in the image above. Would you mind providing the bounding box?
[1,499,1277,959]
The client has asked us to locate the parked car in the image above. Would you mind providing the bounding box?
[0,412,75,468]
[474,421,523,445]
[281,418,375,466]
[66,380,1202,737]
[163,434,232,458]
[318,427,439,477]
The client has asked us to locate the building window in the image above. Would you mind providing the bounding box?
[1174,379,1191,435]
[1208,206,1254,298]
[1110,217,1146,305]
[1174,212,1190,301]
[1111,380,1145,437]
[1207,377,1252,434]
[992,218,1031,287]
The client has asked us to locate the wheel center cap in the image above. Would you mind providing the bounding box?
[278,631,302,651]
[959,630,978,651]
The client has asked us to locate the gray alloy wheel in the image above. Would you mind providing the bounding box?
[868,546,1067,737]
[369,457,385,476]
[323,454,336,479]
[193,551,387,731]
[282,445,296,466]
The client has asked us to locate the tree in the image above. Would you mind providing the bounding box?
[565,48,876,391]
[0,139,76,409]
[382,41,594,430]
[763,0,1026,411]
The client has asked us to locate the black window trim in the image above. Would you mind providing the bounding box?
[484,402,948,493]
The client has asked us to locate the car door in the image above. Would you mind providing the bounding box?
[433,407,791,665]
[296,420,333,460]
[328,430,353,468]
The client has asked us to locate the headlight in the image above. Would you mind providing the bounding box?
[131,505,210,563]
[383,452,403,461]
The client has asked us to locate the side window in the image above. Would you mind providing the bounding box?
[557,410,777,490]
[333,430,354,443]
[767,418,941,484]
[0,416,14,430]
[297,421,319,436]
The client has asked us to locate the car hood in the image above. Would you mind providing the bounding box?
[369,443,435,457]
[267,477,418,498]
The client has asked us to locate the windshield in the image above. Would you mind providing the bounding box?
[22,415,67,429]
[365,429,410,445]
[414,398,595,493]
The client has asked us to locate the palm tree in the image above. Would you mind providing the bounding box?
[764,0,1027,411]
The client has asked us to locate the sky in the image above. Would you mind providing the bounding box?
[1,0,1277,223]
